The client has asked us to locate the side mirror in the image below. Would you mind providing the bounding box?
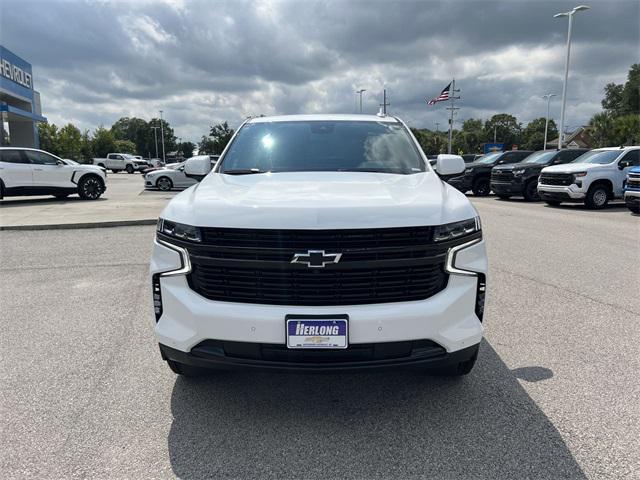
[434,154,465,176]
[56,160,65,166]
[618,160,631,170]
[184,155,213,181]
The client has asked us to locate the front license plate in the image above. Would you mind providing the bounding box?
[286,315,348,349]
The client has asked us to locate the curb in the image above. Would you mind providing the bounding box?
[0,219,158,231]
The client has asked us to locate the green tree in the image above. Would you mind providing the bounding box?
[57,123,83,160]
[79,130,93,163]
[484,114,522,149]
[113,139,137,154]
[522,117,558,150]
[177,141,196,158]
[37,122,60,155]
[454,119,484,153]
[601,64,640,117]
[612,114,640,146]
[589,111,614,148]
[200,122,235,155]
[91,127,117,158]
[111,117,150,156]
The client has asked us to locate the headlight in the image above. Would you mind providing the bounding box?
[157,218,202,242]
[573,172,587,179]
[433,217,481,242]
[513,169,526,175]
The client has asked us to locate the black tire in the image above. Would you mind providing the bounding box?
[156,176,173,191]
[126,164,134,174]
[497,194,510,200]
[429,345,479,377]
[523,180,540,201]
[167,359,208,377]
[472,177,491,196]
[545,200,561,207]
[54,194,70,199]
[629,206,640,214]
[78,175,104,200]
[585,184,609,209]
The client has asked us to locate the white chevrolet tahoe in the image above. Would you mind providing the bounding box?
[0,147,106,200]
[150,114,487,377]
[538,146,640,209]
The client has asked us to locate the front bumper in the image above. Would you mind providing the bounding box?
[159,340,480,373]
[151,237,487,363]
[624,190,640,208]
[490,181,524,195]
[538,184,586,202]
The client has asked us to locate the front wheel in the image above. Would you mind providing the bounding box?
[585,185,609,209]
[78,176,104,200]
[472,177,491,196]
[523,180,540,201]
[627,205,640,214]
[156,176,173,191]
[126,164,134,174]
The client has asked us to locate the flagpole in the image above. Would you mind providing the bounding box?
[445,79,460,154]
[448,79,455,154]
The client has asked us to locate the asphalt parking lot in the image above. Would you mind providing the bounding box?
[1,198,638,479]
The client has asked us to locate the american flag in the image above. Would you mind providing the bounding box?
[426,82,451,105]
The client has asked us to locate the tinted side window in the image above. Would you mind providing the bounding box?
[0,150,28,163]
[620,150,639,166]
[564,150,587,162]
[25,151,58,165]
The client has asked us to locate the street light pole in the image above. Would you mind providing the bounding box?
[554,5,590,149]
[542,93,557,150]
[356,89,366,113]
[159,110,166,163]
[151,126,159,158]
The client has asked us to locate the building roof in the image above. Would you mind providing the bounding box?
[548,126,594,149]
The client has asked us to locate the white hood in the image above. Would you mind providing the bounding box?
[542,162,607,174]
[160,171,478,229]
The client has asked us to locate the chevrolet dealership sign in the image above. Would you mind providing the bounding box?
[1,56,32,90]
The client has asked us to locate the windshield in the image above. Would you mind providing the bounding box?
[219,121,426,174]
[522,151,557,165]
[472,152,502,165]
[572,150,620,164]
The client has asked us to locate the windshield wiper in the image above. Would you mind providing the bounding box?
[222,169,267,175]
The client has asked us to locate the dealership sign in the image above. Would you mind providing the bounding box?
[1,57,32,90]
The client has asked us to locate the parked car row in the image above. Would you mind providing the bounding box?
[446,146,640,213]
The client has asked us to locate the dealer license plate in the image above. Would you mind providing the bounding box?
[286,316,348,349]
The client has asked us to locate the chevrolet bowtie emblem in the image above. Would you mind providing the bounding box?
[291,250,342,268]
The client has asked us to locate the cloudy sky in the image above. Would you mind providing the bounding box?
[2,0,638,142]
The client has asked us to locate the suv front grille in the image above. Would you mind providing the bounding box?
[539,173,573,186]
[159,227,481,306]
[491,170,514,182]
[627,173,640,188]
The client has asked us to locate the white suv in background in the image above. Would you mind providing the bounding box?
[0,147,107,200]
[538,146,640,209]
[150,114,488,378]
